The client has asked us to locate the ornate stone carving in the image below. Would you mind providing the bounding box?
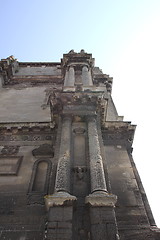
[74,166,87,180]
[55,116,72,193]
[73,127,86,135]
[1,145,19,155]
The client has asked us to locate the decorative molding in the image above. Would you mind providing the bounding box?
[44,90,108,123]
[0,122,55,131]
[0,134,54,142]
[73,166,87,180]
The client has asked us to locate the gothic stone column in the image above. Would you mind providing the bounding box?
[85,116,119,240]
[45,116,76,240]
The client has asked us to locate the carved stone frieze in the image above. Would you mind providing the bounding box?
[1,145,20,155]
[43,90,107,123]
[0,134,54,142]
[0,122,55,131]
[0,122,56,144]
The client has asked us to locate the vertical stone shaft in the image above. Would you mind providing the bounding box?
[87,116,107,193]
[64,68,69,86]
[55,116,72,193]
[82,65,93,86]
[68,66,75,86]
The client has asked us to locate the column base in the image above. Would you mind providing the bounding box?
[45,191,77,211]
[85,191,117,207]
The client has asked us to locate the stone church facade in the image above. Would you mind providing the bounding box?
[0,50,159,239]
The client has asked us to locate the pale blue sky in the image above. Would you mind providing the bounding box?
[1,0,160,227]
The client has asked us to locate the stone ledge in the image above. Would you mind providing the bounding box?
[44,192,77,210]
[85,191,117,207]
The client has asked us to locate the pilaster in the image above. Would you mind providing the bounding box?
[45,115,76,240]
[86,115,120,240]
[87,116,107,193]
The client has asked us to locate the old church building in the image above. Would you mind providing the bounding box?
[0,50,159,239]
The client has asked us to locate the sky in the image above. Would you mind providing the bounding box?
[0,0,160,227]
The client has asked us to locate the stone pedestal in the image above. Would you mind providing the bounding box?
[45,192,76,240]
[85,192,119,240]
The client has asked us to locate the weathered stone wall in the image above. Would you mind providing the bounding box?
[0,87,51,122]
[105,145,155,239]
[0,144,51,239]
[14,66,61,76]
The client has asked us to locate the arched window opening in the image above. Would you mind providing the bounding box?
[32,161,48,192]
[29,159,52,194]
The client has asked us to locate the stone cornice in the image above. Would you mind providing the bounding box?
[102,121,136,149]
[0,57,62,85]
[0,122,55,134]
[45,90,108,123]
[61,50,95,75]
